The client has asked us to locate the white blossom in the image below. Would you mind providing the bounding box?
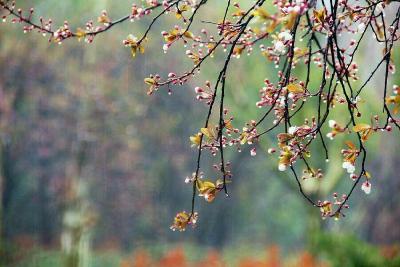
[375,3,385,15]
[278,30,293,42]
[288,126,298,135]
[361,181,371,194]
[328,120,337,128]
[342,161,355,174]
[273,40,286,55]
[326,132,334,140]
[278,163,287,171]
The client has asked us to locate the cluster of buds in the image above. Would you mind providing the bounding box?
[53,22,72,44]
[194,81,214,105]
[1,0,14,22]
[183,163,232,204]
[272,30,293,55]
[278,0,309,15]
[75,21,97,43]
[274,121,321,172]
[170,211,198,231]
[278,146,294,171]
[146,0,161,7]
[143,75,161,95]
[237,124,258,146]
[386,85,400,114]
[326,120,346,140]
[0,1,161,46]
[312,54,325,68]
[341,141,359,175]
[301,168,323,180]
[196,179,225,202]
[189,124,220,156]
[97,10,111,26]
[334,62,359,81]
[319,193,349,220]
[161,25,194,50]
[212,162,232,179]
[130,4,150,21]
[1,3,54,39]
[286,82,307,103]
[123,34,145,58]
[189,119,256,156]
[184,172,198,184]
[256,79,280,108]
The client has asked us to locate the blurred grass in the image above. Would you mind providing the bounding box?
[7,234,400,267]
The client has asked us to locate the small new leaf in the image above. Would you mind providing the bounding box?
[287,83,305,94]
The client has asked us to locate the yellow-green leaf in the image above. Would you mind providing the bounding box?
[287,83,304,93]
[353,123,371,132]
[190,133,201,146]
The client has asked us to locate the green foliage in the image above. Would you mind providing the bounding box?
[315,233,400,267]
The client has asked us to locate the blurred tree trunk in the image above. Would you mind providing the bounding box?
[0,139,18,263]
[0,143,11,248]
[305,193,323,253]
[0,28,3,251]
[36,99,54,246]
[0,82,25,254]
[38,158,53,245]
[61,139,95,267]
[0,141,4,251]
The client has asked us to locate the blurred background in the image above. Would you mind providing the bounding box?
[0,1,399,266]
